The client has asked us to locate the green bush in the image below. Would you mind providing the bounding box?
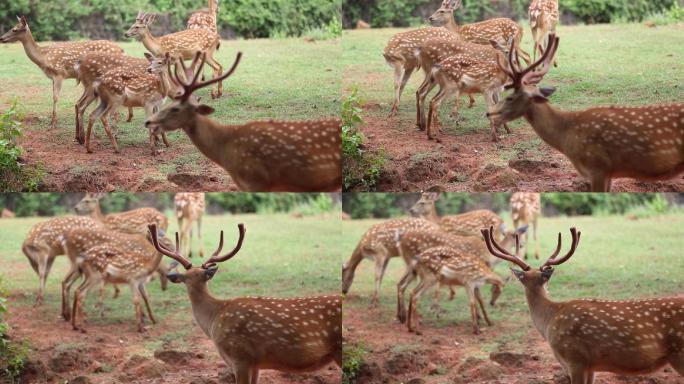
[0,100,44,192]
[0,281,29,381]
[342,342,367,384]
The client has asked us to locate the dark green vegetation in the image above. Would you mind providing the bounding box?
[0,0,341,40]
[0,100,43,192]
[342,0,682,28]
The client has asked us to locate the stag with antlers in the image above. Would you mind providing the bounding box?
[144,52,341,192]
[489,34,684,191]
[148,224,342,383]
[482,226,684,383]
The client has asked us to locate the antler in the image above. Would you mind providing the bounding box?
[540,227,581,270]
[169,51,243,102]
[481,226,531,271]
[148,224,192,269]
[202,223,246,268]
[503,34,559,88]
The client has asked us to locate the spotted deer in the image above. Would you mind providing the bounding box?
[125,11,224,98]
[482,226,684,383]
[22,216,103,305]
[342,218,440,307]
[384,0,530,116]
[0,16,123,130]
[408,246,508,335]
[510,192,541,259]
[394,226,527,323]
[529,0,559,66]
[409,192,506,239]
[174,192,206,258]
[488,35,684,191]
[144,53,342,192]
[415,36,515,141]
[74,193,168,235]
[148,224,342,383]
[188,0,219,34]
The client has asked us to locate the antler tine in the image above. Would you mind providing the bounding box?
[148,224,192,269]
[522,35,559,85]
[515,233,521,256]
[481,226,531,271]
[180,52,242,102]
[202,223,246,268]
[541,228,581,269]
[520,34,558,81]
[178,52,207,102]
[211,230,225,257]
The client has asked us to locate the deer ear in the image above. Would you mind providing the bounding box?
[144,52,154,62]
[541,267,554,282]
[516,224,529,235]
[195,104,215,115]
[540,86,556,98]
[510,268,525,281]
[167,270,185,283]
[204,265,218,280]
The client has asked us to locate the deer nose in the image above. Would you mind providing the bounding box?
[144,120,152,127]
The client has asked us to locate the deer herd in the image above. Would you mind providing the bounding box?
[0,1,341,192]
[19,192,341,382]
[344,192,684,383]
[383,0,684,191]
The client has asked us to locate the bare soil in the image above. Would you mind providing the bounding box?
[343,295,684,384]
[6,292,340,384]
[356,112,684,192]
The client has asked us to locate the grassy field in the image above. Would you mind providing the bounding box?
[0,37,341,190]
[0,212,341,345]
[341,212,684,355]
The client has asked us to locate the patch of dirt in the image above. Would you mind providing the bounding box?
[355,115,684,192]
[343,296,684,384]
[18,123,236,192]
[6,297,340,384]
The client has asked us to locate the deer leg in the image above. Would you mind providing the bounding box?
[397,266,416,323]
[35,256,48,306]
[370,253,390,308]
[99,105,120,153]
[85,101,105,153]
[407,275,437,335]
[249,367,259,384]
[430,286,447,318]
[204,54,223,99]
[589,174,610,192]
[158,267,168,291]
[61,264,81,321]
[75,87,95,144]
[474,287,492,326]
[197,215,204,258]
[389,63,404,117]
[97,282,107,318]
[138,282,156,324]
[130,283,145,332]
[72,275,95,333]
[567,365,590,384]
[234,362,252,384]
[50,77,63,129]
[416,72,437,131]
[485,89,504,141]
[533,217,539,259]
[397,66,414,114]
[466,285,480,335]
[126,107,134,122]
[426,85,456,143]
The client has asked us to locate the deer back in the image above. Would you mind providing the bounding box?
[417,246,499,286]
[440,210,503,238]
[459,18,520,46]
[42,40,123,78]
[23,216,102,254]
[104,207,169,235]
[77,53,147,88]
[510,192,541,223]
[212,295,342,370]
[174,193,205,219]
[529,0,559,27]
[362,218,440,257]
[158,28,219,57]
[384,27,457,65]
[434,43,509,91]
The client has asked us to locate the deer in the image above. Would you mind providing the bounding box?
[0,16,123,130]
[144,52,342,192]
[482,226,684,384]
[415,36,515,141]
[510,192,541,259]
[408,192,506,239]
[384,0,530,117]
[529,0,559,66]
[488,34,684,191]
[174,192,206,258]
[188,0,219,34]
[407,245,508,335]
[342,218,440,307]
[22,216,104,305]
[148,223,342,383]
[394,225,528,323]
[125,11,224,98]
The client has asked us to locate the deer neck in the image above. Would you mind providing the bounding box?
[523,284,562,340]
[18,30,46,69]
[89,204,106,222]
[183,116,234,169]
[524,102,573,152]
[424,206,440,224]
[157,71,174,97]
[140,30,164,56]
[185,282,223,337]
[444,12,461,34]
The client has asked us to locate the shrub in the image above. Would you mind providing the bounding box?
[342,342,367,384]
[0,281,29,381]
[0,99,44,192]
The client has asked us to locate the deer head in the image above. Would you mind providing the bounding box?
[144,51,242,135]
[0,16,30,43]
[428,0,461,26]
[487,34,560,125]
[125,11,157,39]
[74,193,105,215]
[148,223,245,285]
[408,192,440,217]
[481,225,580,290]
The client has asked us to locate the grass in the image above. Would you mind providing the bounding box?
[0,212,341,336]
[341,211,684,349]
[341,23,684,137]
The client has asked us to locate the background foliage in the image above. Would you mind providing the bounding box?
[0,0,341,41]
[0,193,340,217]
[342,193,684,219]
[342,0,683,28]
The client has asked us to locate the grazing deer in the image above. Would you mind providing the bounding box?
[0,16,123,130]
[529,0,559,66]
[125,11,224,98]
[409,192,506,239]
[489,35,684,191]
[342,218,439,307]
[22,216,103,305]
[415,36,514,141]
[148,224,342,383]
[384,0,530,116]
[482,226,684,384]
[188,0,219,34]
[408,246,507,335]
[395,226,527,323]
[174,192,206,258]
[68,228,171,333]
[144,53,342,192]
[74,193,168,235]
[510,192,541,259]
